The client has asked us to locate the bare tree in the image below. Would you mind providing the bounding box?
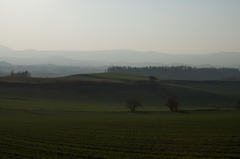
[126,98,142,112]
[166,98,179,111]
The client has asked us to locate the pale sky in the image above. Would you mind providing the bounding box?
[0,0,240,54]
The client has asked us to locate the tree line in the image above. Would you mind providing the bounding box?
[108,66,240,80]
[8,70,31,77]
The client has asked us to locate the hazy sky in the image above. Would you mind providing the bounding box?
[0,0,240,54]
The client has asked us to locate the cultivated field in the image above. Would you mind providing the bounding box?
[0,109,240,158]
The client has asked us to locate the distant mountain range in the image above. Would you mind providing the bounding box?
[0,44,240,68]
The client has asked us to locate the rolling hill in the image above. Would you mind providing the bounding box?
[0,72,239,111]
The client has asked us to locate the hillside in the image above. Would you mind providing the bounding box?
[0,72,240,111]
[0,44,14,53]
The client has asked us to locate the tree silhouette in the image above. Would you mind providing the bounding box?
[8,70,31,77]
[126,98,142,112]
[149,76,157,82]
[166,98,179,112]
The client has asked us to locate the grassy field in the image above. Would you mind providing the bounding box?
[1,72,240,158]
[1,72,240,108]
[0,109,240,158]
[0,72,159,83]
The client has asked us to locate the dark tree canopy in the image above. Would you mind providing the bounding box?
[166,98,179,112]
[149,76,157,82]
[108,66,240,80]
[8,70,31,77]
[126,98,142,112]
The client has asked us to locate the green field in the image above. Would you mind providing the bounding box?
[0,109,240,158]
[1,73,240,158]
[1,72,240,108]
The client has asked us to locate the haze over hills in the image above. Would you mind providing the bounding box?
[0,44,15,53]
[0,56,109,66]
[0,44,240,68]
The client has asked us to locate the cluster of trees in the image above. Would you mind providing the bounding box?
[108,66,240,80]
[0,64,106,77]
[8,70,31,77]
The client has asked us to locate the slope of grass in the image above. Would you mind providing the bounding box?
[61,72,169,82]
[0,73,240,109]
[0,73,164,83]
[0,98,165,112]
[0,76,58,83]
